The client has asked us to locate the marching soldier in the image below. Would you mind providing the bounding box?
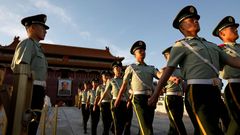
[125,89,133,135]
[11,14,49,134]
[114,40,161,135]
[76,83,83,109]
[98,61,130,135]
[213,16,240,135]
[87,78,100,135]
[95,71,113,135]
[80,81,91,134]
[162,47,187,135]
[148,5,240,135]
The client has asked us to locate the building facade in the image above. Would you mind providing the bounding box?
[0,37,124,106]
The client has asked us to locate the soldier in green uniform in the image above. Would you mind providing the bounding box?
[213,16,240,135]
[114,40,161,135]
[162,47,187,135]
[95,71,113,135]
[99,61,130,135]
[148,5,240,135]
[87,78,100,135]
[80,81,91,134]
[11,14,49,135]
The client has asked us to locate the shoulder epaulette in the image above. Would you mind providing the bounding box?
[175,38,185,43]
[218,44,226,49]
[205,40,216,45]
[129,63,137,67]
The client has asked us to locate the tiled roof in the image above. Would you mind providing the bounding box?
[0,37,124,69]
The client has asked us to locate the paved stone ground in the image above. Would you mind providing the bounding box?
[38,106,194,135]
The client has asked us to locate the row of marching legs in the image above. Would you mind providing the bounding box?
[81,101,133,135]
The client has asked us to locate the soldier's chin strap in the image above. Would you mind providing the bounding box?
[181,40,219,75]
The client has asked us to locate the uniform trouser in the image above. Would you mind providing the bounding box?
[165,95,187,135]
[218,94,230,132]
[133,94,155,135]
[82,104,90,132]
[90,105,100,135]
[224,83,240,135]
[125,105,133,135]
[185,84,224,135]
[111,100,128,135]
[101,102,113,135]
[28,85,45,135]
[185,95,200,135]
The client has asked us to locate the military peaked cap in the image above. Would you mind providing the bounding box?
[212,16,239,37]
[130,40,146,54]
[111,61,122,68]
[91,78,99,83]
[21,14,49,29]
[162,46,172,54]
[173,5,200,29]
[101,70,111,76]
[83,80,91,84]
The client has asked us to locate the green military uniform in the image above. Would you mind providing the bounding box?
[88,79,100,135]
[124,40,159,135]
[11,14,49,135]
[104,61,131,135]
[11,38,48,81]
[169,37,229,135]
[164,68,187,135]
[162,46,187,135]
[170,5,229,135]
[213,16,240,135]
[81,86,90,134]
[96,71,113,135]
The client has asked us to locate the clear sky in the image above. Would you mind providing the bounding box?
[1,0,240,69]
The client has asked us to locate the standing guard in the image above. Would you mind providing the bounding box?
[148,5,240,135]
[162,47,187,135]
[114,40,161,135]
[11,14,49,135]
[213,16,240,135]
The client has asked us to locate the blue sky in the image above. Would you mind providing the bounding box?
[1,0,240,69]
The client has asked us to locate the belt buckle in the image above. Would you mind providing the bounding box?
[212,78,223,90]
[212,78,219,86]
[177,92,182,96]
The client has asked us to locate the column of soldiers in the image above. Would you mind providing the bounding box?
[9,4,240,135]
[148,5,240,135]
